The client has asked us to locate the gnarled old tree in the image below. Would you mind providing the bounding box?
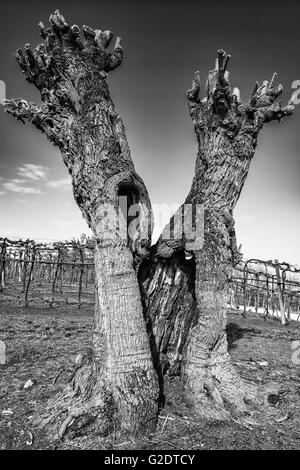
[4,11,295,438]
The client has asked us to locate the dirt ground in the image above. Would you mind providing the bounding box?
[0,296,300,450]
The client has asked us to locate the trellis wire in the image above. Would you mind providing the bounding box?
[1,237,300,320]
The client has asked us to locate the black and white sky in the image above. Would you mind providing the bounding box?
[0,0,299,264]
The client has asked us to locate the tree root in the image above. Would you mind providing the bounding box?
[184,352,263,421]
[34,351,159,441]
[34,351,116,440]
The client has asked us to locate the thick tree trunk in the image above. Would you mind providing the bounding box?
[92,243,158,434]
[38,243,159,439]
[4,11,159,439]
[140,53,295,417]
[4,12,295,435]
[182,248,255,418]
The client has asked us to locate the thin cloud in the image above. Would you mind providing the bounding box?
[0,190,6,196]
[17,164,47,181]
[3,179,42,194]
[0,164,47,195]
[47,178,71,189]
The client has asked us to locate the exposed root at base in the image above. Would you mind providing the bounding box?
[34,351,160,442]
[184,357,263,422]
[34,352,116,440]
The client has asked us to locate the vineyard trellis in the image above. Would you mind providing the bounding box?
[1,236,300,320]
[0,237,95,308]
[231,258,300,323]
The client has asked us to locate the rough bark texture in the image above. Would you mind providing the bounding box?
[4,10,159,439]
[140,52,295,417]
[4,11,295,436]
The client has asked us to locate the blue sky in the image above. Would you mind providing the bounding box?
[0,0,299,264]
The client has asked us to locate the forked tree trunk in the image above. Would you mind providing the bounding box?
[140,55,295,417]
[4,11,295,437]
[4,10,159,438]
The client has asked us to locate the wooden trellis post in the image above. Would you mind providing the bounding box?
[271,275,276,314]
[265,274,269,317]
[243,267,249,317]
[52,248,62,301]
[255,272,259,313]
[36,250,42,287]
[18,248,23,283]
[58,248,64,294]
[70,252,76,285]
[0,238,7,289]
[274,259,286,325]
[78,247,84,309]
[22,242,29,293]
[25,246,36,306]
